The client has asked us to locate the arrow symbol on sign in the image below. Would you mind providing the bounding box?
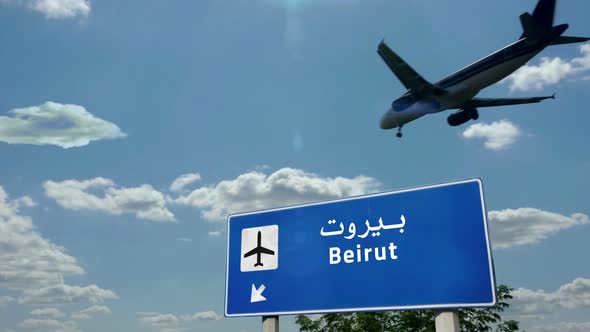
[250,284,266,303]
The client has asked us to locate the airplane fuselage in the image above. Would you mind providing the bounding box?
[379,37,554,130]
[439,44,541,108]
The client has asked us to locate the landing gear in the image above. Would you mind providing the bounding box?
[396,126,403,138]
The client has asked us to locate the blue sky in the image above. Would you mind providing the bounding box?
[0,0,589,331]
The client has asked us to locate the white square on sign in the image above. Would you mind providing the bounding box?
[241,225,278,272]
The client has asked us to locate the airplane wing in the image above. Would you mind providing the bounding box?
[244,248,258,258]
[377,41,434,93]
[462,95,554,108]
[259,247,274,255]
[243,247,275,258]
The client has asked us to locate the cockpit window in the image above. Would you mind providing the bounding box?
[392,95,416,112]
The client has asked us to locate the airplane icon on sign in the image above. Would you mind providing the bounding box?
[243,231,275,267]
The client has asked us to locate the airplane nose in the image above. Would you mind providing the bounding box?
[379,107,396,129]
[379,116,388,129]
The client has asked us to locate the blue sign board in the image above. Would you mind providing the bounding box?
[225,179,496,317]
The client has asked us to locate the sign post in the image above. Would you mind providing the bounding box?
[262,316,279,332]
[435,311,460,332]
[225,178,496,328]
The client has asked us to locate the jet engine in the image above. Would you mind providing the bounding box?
[447,107,479,126]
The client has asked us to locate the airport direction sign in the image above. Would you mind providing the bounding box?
[225,178,496,317]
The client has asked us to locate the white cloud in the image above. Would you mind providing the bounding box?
[20,284,118,305]
[208,231,222,237]
[71,305,111,320]
[180,311,221,321]
[20,318,80,332]
[70,313,90,320]
[489,208,589,249]
[44,178,175,222]
[138,311,221,331]
[158,329,184,332]
[0,102,125,148]
[159,329,184,332]
[0,184,117,308]
[138,313,180,327]
[173,167,380,221]
[1,0,90,18]
[169,173,201,192]
[176,237,192,242]
[0,186,84,290]
[510,278,590,318]
[531,322,590,332]
[462,120,521,150]
[506,43,590,91]
[30,308,65,318]
[15,196,36,208]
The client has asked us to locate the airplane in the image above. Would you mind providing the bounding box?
[378,0,589,137]
[243,231,275,267]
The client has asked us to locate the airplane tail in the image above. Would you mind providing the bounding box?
[531,0,555,28]
[519,0,589,45]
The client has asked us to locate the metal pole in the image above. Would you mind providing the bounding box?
[434,310,460,332]
[262,315,279,332]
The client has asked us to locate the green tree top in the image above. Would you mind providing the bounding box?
[295,285,519,332]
